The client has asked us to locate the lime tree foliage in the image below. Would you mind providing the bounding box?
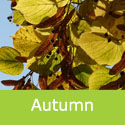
[1,0,125,90]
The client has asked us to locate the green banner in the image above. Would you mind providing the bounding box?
[0,91,125,125]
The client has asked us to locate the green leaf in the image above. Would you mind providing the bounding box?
[0,47,24,75]
[91,21,108,33]
[89,67,120,90]
[69,20,91,45]
[79,0,109,22]
[98,14,125,39]
[56,0,69,7]
[14,0,68,24]
[73,64,93,86]
[79,0,94,23]
[13,10,25,25]
[78,32,124,65]
[26,48,62,76]
[36,27,53,36]
[73,46,97,66]
[122,42,125,50]
[12,26,45,58]
[93,0,109,17]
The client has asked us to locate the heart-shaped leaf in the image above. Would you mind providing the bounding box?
[73,64,93,86]
[12,26,45,58]
[26,48,62,76]
[0,47,24,75]
[14,0,68,24]
[89,67,120,90]
[78,32,124,65]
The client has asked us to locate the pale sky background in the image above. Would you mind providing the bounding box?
[0,0,39,90]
